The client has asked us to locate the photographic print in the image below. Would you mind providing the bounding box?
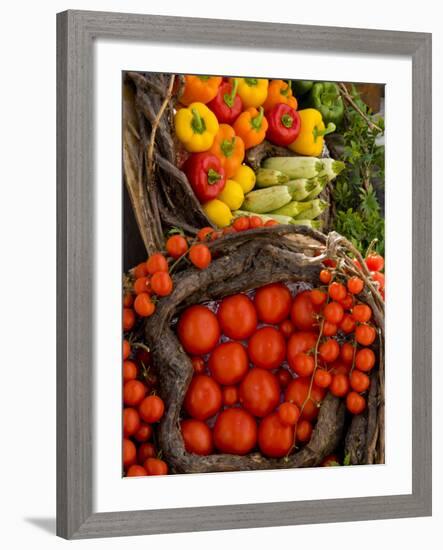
[122,73,385,478]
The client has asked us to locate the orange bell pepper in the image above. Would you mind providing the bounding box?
[233,107,268,149]
[180,75,222,106]
[262,80,297,112]
[209,124,245,178]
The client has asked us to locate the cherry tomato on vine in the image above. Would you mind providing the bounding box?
[352,303,372,323]
[278,402,300,426]
[350,370,371,393]
[138,442,156,463]
[189,244,212,269]
[239,368,280,417]
[339,313,356,334]
[371,271,385,291]
[322,321,338,336]
[134,293,156,317]
[166,234,188,259]
[347,277,364,294]
[134,422,153,443]
[217,294,257,340]
[323,259,337,268]
[319,269,332,284]
[134,262,148,279]
[355,348,376,372]
[258,413,294,458]
[285,377,325,421]
[233,216,250,231]
[181,419,213,455]
[123,308,135,331]
[346,392,367,414]
[123,293,134,308]
[123,407,141,437]
[310,289,327,307]
[248,326,286,370]
[123,380,146,406]
[340,342,355,364]
[178,305,220,355]
[340,293,354,310]
[323,301,344,324]
[296,419,313,443]
[291,291,317,330]
[184,375,222,420]
[328,282,347,301]
[197,227,216,242]
[123,438,137,467]
[290,352,315,377]
[249,216,263,228]
[123,340,131,361]
[146,253,168,275]
[208,341,249,385]
[254,282,292,324]
[150,272,173,296]
[287,331,317,364]
[319,338,340,363]
[264,219,279,227]
[355,324,376,346]
[213,408,257,455]
[330,373,350,397]
[123,360,138,382]
[139,395,165,423]
[314,368,332,388]
[126,465,148,477]
[365,253,384,272]
[144,458,168,475]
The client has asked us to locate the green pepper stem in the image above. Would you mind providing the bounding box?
[313,122,336,141]
[223,79,238,108]
[207,168,222,185]
[191,108,206,134]
[281,113,293,129]
[245,77,258,87]
[251,106,264,130]
[220,137,235,158]
[281,80,292,97]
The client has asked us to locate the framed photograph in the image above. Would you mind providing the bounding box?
[57,10,432,539]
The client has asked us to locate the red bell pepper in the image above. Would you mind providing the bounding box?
[184,152,226,203]
[265,103,301,147]
[207,79,243,125]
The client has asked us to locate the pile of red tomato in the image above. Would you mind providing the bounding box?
[177,252,384,459]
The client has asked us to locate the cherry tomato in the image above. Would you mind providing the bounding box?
[285,377,325,421]
[134,422,153,443]
[339,313,356,334]
[296,419,313,443]
[310,289,327,307]
[279,319,295,339]
[134,293,156,317]
[347,277,364,294]
[233,216,250,231]
[323,259,337,268]
[123,308,135,331]
[123,340,131,360]
[144,458,168,475]
[328,282,347,301]
[254,283,292,324]
[314,368,332,388]
[350,370,370,393]
[123,293,134,308]
[181,419,213,455]
[330,361,351,376]
[346,392,367,414]
[365,253,384,272]
[146,253,168,275]
[258,412,294,458]
[291,291,317,330]
[355,348,376,372]
[319,338,340,363]
[123,407,141,437]
[248,326,286,370]
[340,293,355,310]
[321,454,340,467]
[126,465,148,477]
[191,356,206,374]
[330,373,350,397]
[290,352,315,377]
[323,302,344,324]
[189,244,212,269]
[178,305,221,355]
[323,321,338,336]
[184,375,222,420]
[123,360,137,382]
[352,304,372,323]
[123,380,146,406]
[223,226,236,235]
[319,269,332,284]
[213,408,257,454]
[371,271,385,291]
[208,341,249,385]
[287,331,317,358]
[134,276,151,295]
[139,395,165,423]
[123,438,136,467]
[249,216,263,228]
[138,442,156,463]
[276,368,292,388]
[222,385,239,406]
[278,402,300,426]
[340,342,355,364]
[264,219,279,227]
[218,294,257,340]
[239,368,280,417]
[150,272,173,296]
[355,324,376,346]
[197,227,216,242]
[166,235,188,259]
[134,262,148,279]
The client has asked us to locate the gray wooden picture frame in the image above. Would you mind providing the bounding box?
[57,9,432,540]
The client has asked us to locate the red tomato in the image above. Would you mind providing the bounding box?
[138,442,156,463]
[290,352,315,377]
[197,227,215,242]
[208,341,249,385]
[319,269,332,284]
[258,413,294,458]
[184,375,222,420]
[144,458,168,475]
[264,219,279,227]
[233,216,250,231]
[296,419,313,443]
[287,331,318,359]
[355,324,376,346]
[323,321,338,336]
[123,380,146,406]
[314,368,332,388]
[340,342,355,364]
[123,360,138,382]
[328,282,347,301]
[279,319,295,339]
[339,313,356,334]
[178,305,221,355]
[134,423,153,443]
[123,293,133,307]
[146,253,168,275]
[371,271,385,291]
[138,395,165,423]
[217,294,257,340]
[248,326,286,370]
[222,385,239,406]
[352,304,372,323]
[365,253,384,272]
[350,370,370,393]
[239,368,280,417]
[134,276,151,295]
[340,293,354,310]
[254,283,292,324]
[123,438,137,467]
[278,402,300,426]
[249,216,263,228]
[123,308,135,331]
[134,262,148,279]
[213,408,257,455]
[191,356,206,374]
[346,392,367,414]
[189,244,212,269]
[276,368,292,388]
[166,235,188,259]
[123,339,131,361]
[310,289,327,307]
[181,419,214,455]
[134,293,156,317]
[330,373,350,397]
[291,291,317,330]
[347,277,364,294]
[123,407,141,437]
[319,338,340,362]
[285,377,325,421]
[323,302,344,324]
[355,348,376,372]
[150,272,173,296]
[126,465,148,477]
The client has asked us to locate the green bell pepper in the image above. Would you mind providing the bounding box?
[308,82,344,127]
[291,80,314,97]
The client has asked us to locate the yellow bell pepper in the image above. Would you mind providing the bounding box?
[174,102,219,152]
[203,199,233,228]
[217,179,244,210]
[233,78,269,108]
[232,164,256,193]
[288,108,335,157]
